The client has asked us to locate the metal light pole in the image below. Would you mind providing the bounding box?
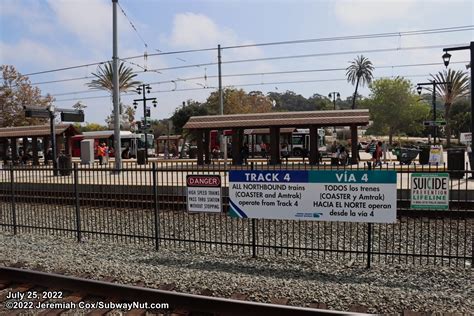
[112,0,121,171]
[48,104,58,176]
[442,42,474,142]
[134,84,157,164]
[417,80,451,144]
[442,42,474,173]
[328,92,341,134]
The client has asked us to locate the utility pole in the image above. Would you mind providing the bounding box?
[112,0,121,170]
[134,84,157,163]
[218,44,226,164]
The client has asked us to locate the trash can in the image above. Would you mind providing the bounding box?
[396,148,420,165]
[447,147,465,179]
[137,149,146,165]
[58,154,72,176]
[419,146,430,165]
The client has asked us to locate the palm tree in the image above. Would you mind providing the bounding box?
[87,61,141,92]
[346,55,374,109]
[430,69,469,146]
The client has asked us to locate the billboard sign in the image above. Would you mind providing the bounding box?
[229,170,397,223]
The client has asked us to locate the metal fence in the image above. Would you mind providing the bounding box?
[0,161,472,268]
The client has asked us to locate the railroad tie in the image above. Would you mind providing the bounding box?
[270,298,289,305]
[158,283,176,291]
[309,302,328,309]
[230,293,248,301]
[402,311,433,316]
[0,280,11,290]
[348,304,368,313]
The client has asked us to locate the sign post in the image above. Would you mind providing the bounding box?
[187,175,222,213]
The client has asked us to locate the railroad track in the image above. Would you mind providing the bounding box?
[0,267,362,316]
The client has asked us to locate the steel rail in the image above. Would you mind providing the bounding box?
[0,267,366,316]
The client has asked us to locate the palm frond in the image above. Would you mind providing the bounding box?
[346,55,374,86]
[429,69,469,105]
[87,61,141,93]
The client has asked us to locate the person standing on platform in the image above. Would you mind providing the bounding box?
[260,141,267,158]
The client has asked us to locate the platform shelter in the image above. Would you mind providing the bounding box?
[183,109,370,165]
[0,124,79,165]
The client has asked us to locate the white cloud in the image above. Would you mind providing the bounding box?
[334,0,416,25]
[46,0,128,50]
[169,12,237,48]
[0,39,64,70]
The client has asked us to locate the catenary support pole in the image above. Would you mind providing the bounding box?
[112,0,122,171]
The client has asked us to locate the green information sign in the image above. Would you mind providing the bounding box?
[411,173,449,210]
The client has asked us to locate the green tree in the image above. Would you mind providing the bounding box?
[74,122,108,133]
[87,61,141,92]
[448,98,470,140]
[206,88,273,114]
[367,77,430,144]
[429,69,470,146]
[171,100,209,157]
[105,103,136,131]
[346,55,374,109]
[0,65,53,127]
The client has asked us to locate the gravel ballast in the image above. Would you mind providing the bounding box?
[0,232,472,314]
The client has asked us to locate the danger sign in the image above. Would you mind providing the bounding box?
[187,175,222,213]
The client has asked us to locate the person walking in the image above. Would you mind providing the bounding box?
[240,143,249,165]
[367,139,377,169]
[375,141,383,167]
[281,143,289,163]
[97,143,106,165]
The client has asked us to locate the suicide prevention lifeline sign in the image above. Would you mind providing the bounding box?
[229,170,397,223]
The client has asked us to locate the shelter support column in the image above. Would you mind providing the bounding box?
[350,125,358,164]
[10,138,17,164]
[32,137,39,166]
[309,126,320,165]
[204,129,210,164]
[56,134,64,155]
[2,140,8,164]
[65,136,71,156]
[231,128,243,165]
[269,126,280,165]
[196,130,204,166]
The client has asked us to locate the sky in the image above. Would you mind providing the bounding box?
[0,0,473,125]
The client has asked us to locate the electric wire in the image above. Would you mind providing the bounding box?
[46,60,469,97]
[52,72,442,102]
[20,26,473,76]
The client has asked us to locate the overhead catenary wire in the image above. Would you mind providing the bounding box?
[20,25,473,77]
[52,73,442,102]
[117,2,149,49]
[46,60,469,97]
[33,60,469,87]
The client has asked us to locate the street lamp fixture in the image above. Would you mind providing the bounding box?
[416,86,423,95]
[328,92,341,134]
[442,52,452,68]
[134,83,157,164]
